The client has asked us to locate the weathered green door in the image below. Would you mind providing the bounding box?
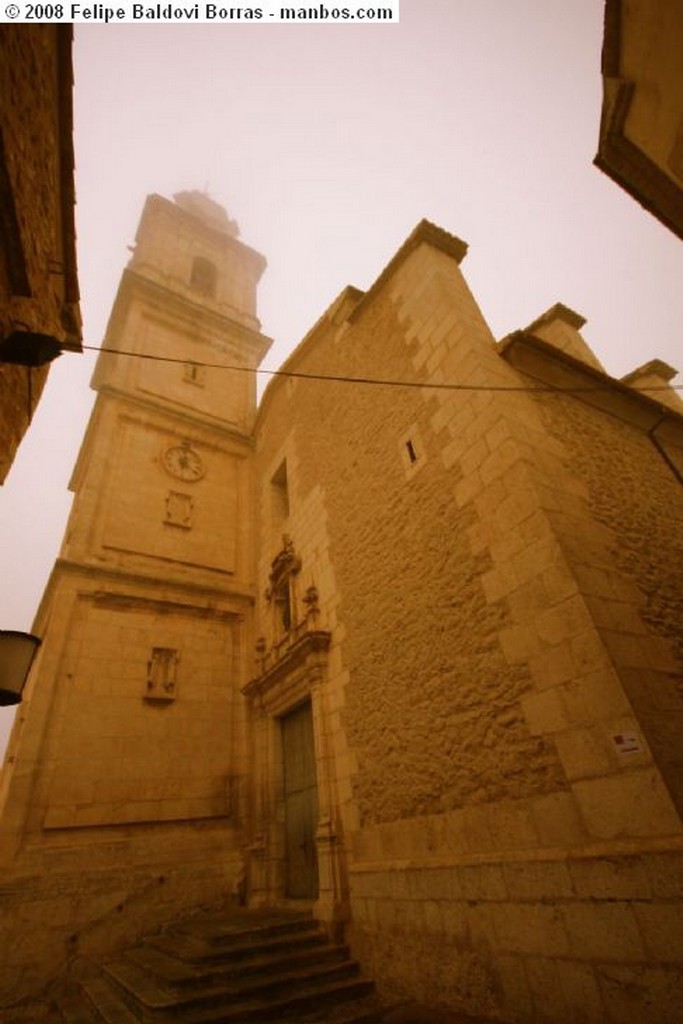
[281,701,319,899]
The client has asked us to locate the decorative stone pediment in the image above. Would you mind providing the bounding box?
[243,628,331,702]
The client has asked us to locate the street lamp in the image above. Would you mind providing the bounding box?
[0,631,41,705]
[0,331,62,367]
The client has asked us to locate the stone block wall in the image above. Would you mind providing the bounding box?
[0,363,49,483]
[63,399,253,583]
[596,0,683,240]
[0,570,247,1003]
[0,566,248,834]
[255,233,683,845]
[0,27,73,333]
[349,843,683,1024]
[529,387,683,814]
[0,26,79,483]
[130,192,265,333]
[253,227,683,1022]
[255,246,567,836]
[0,823,241,1005]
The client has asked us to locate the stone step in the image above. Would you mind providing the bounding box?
[103,954,363,1016]
[58,908,380,1024]
[163,976,376,1024]
[124,939,351,990]
[172,910,317,948]
[59,993,95,1024]
[79,977,140,1024]
[147,922,328,965]
[77,967,375,1024]
[285,993,384,1024]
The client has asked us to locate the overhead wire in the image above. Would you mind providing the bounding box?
[79,343,683,395]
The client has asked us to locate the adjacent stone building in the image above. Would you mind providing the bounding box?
[0,26,81,483]
[596,0,683,238]
[1,193,682,1023]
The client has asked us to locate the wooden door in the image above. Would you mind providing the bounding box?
[281,701,319,899]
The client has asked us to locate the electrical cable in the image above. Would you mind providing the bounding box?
[79,343,683,396]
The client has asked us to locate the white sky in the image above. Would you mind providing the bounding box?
[1,3,682,753]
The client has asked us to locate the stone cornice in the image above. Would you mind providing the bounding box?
[621,358,679,386]
[54,556,254,596]
[595,0,683,240]
[242,630,331,700]
[92,386,257,444]
[499,330,683,446]
[525,302,586,334]
[141,193,267,277]
[347,219,468,326]
[256,220,468,422]
[114,268,272,360]
[33,557,255,631]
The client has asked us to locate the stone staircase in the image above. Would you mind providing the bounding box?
[55,907,383,1024]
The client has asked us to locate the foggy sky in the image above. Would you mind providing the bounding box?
[1,3,682,754]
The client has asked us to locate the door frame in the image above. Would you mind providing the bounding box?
[243,635,349,931]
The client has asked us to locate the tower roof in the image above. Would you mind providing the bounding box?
[172,190,239,237]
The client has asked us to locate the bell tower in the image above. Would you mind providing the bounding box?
[66,191,270,584]
[0,194,270,967]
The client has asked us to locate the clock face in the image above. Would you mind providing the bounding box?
[162,444,204,482]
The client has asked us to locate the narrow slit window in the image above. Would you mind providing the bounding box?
[399,427,425,476]
[405,439,418,464]
[271,460,290,526]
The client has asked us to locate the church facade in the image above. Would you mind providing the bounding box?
[1,192,682,1023]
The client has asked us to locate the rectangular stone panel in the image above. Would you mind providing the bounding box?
[100,416,238,574]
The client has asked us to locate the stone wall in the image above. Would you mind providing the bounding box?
[0,26,79,483]
[255,233,683,846]
[0,363,49,482]
[350,843,683,1023]
[0,823,241,1005]
[254,247,566,829]
[253,227,683,1022]
[0,567,247,1003]
[533,388,683,813]
[30,595,241,831]
[597,0,683,239]
[0,192,266,1004]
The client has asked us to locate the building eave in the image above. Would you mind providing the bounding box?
[594,0,683,240]
[346,219,468,325]
[56,24,82,349]
[255,220,468,423]
[499,330,683,446]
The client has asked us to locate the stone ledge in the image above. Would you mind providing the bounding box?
[348,833,683,875]
[243,630,331,699]
[499,330,683,442]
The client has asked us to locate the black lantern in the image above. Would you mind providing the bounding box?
[0,331,62,367]
[0,631,41,705]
